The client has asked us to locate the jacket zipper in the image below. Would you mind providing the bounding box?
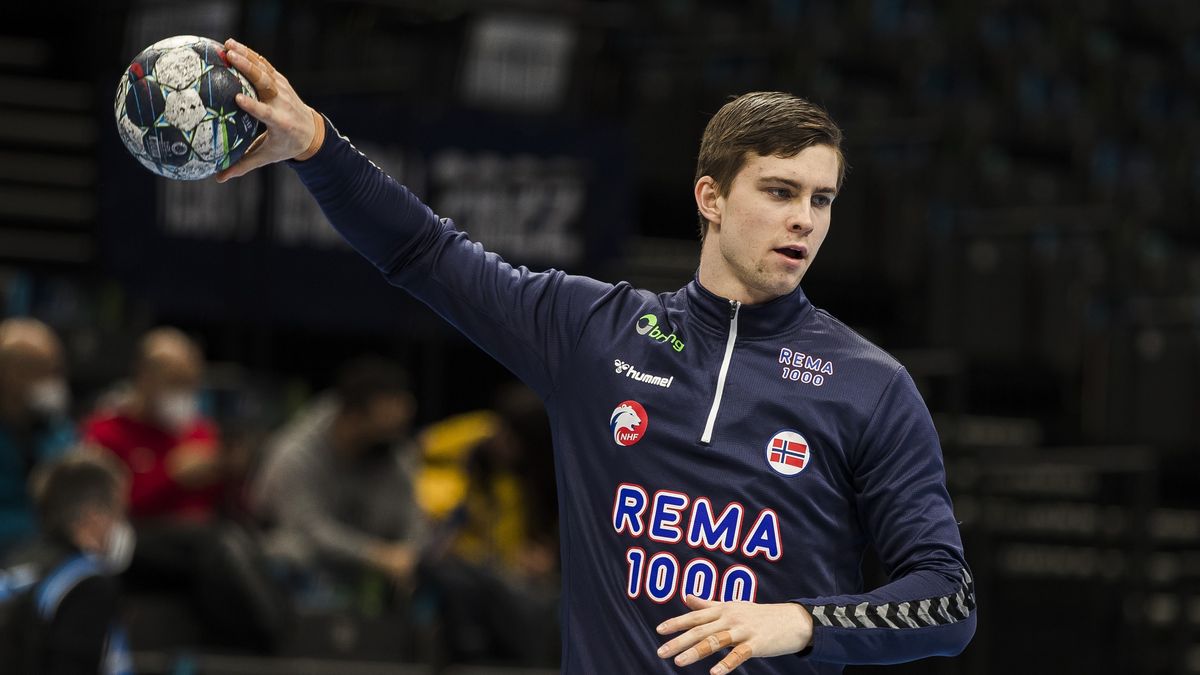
[700,300,740,444]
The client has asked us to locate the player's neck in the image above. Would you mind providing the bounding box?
[697,242,777,306]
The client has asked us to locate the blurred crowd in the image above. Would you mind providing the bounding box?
[0,317,560,672]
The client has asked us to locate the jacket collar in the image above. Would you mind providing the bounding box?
[685,276,814,338]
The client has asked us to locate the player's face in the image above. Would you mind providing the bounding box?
[697,145,839,304]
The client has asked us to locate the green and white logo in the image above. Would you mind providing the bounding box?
[635,314,685,352]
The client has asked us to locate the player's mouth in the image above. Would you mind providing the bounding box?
[773,245,808,263]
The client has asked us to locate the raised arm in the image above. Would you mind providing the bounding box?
[216,39,616,396]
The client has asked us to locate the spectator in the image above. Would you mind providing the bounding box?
[424,383,557,580]
[252,356,426,595]
[83,327,222,522]
[83,327,286,650]
[0,452,133,675]
[418,383,559,665]
[0,318,76,556]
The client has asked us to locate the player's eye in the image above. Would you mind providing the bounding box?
[766,187,792,199]
[812,194,834,208]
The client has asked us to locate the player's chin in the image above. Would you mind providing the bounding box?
[773,263,808,286]
[757,275,803,300]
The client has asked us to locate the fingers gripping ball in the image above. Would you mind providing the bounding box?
[115,35,260,180]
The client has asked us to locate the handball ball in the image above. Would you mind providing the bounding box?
[114,35,259,180]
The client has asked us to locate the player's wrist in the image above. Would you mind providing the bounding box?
[791,602,815,652]
[294,108,326,162]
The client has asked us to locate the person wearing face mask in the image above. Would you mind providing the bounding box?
[82,327,223,523]
[251,356,427,597]
[0,452,133,675]
[81,328,288,651]
[0,318,77,557]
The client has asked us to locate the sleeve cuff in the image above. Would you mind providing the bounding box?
[287,113,338,170]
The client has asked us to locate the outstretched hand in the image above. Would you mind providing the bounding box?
[215,38,324,182]
[656,595,814,674]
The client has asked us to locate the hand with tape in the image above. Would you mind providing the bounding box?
[215,38,325,182]
[656,595,814,674]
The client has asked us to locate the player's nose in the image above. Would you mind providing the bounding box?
[787,203,814,233]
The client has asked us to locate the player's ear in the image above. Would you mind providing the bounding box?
[695,176,722,228]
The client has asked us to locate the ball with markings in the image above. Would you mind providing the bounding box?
[114,35,259,180]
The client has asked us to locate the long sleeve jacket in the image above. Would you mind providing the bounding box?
[288,117,976,673]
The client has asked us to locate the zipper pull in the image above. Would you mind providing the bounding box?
[728,300,740,322]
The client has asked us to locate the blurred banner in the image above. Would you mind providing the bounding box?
[97,98,629,334]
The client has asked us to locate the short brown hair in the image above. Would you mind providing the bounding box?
[695,92,845,241]
[31,453,127,537]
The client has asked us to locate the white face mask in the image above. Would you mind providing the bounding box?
[27,377,69,418]
[102,519,136,574]
[155,391,199,431]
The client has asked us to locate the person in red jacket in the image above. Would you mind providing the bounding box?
[83,327,223,522]
[82,327,286,650]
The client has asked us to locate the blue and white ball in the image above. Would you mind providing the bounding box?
[114,35,259,180]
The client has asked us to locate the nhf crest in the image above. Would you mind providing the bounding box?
[766,430,810,475]
[610,400,648,447]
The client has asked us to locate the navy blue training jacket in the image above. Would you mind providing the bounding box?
[289,116,976,673]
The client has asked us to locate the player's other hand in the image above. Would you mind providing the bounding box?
[215,38,325,183]
[656,595,814,675]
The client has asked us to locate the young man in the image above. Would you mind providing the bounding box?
[215,40,975,673]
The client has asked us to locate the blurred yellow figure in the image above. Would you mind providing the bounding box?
[415,386,559,664]
[416,410,498,521]
[418,384,558,580]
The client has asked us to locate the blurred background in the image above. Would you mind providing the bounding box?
[1,0,1198,673]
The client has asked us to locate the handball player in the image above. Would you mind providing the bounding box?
[214,39,975,674]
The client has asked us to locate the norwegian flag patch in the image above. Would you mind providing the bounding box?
[766,430,810,476]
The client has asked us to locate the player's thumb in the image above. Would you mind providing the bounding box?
[215,133,268,182]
